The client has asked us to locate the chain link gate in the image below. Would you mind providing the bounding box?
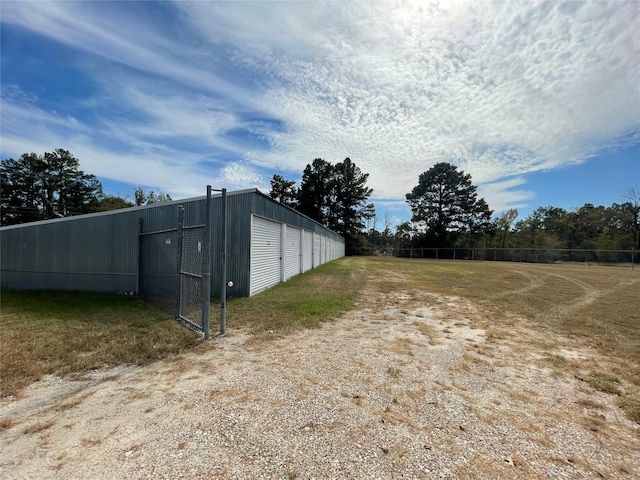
[138,191,212,338]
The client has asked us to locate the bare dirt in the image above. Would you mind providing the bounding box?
[1,287,638,479]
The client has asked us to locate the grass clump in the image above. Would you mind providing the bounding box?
[587,374,622,395]
[0,290,200,397]
[386,366,401,377]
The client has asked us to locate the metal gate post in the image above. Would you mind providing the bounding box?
[220,188,227,334]
[137,218,143,294]
[202,186,212,339]
[175,205,185,319]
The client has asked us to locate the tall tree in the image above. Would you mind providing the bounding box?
[495,208,519,248]
[297,158,335,224]
[1,149,103,225]
[405,162,492,247]
[286,157,373,252]
[269,174,299,208]
[331,158,373,244]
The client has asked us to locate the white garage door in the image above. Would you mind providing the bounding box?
[302,230,313,272]
[250,216,282,295]
[313,234,320,268]
[284,226,302,280]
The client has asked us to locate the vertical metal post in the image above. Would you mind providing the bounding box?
[220,188,227,334]
[202,186,212,340]
[175,206,185,319]
[137,218,143,295]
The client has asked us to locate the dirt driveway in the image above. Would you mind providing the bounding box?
[1,288,638,479]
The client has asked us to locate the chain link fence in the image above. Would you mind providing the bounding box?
[177,225,206,331]
[138,193,213,338]
[373,247,637,268]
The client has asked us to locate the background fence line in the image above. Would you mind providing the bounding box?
[357,247,636,269]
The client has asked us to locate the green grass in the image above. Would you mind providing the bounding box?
[226,259,363,333]
[0,290,200,397]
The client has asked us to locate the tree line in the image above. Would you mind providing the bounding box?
[1,149,171,226]
[380,187,640,255]
[3,149,638,257]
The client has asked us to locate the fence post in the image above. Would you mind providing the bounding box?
[202,186,212,340]
[220,188,227,335]
[137,218,143,295]
[175,205,185,319]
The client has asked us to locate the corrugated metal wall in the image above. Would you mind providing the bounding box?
[0,188,345,297]
[1,209,139,291]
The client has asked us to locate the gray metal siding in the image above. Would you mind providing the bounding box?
[0,188,343,297]
[1,210,139,292]
[211,191,253,298]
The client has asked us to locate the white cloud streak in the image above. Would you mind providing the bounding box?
[1,0,639,217]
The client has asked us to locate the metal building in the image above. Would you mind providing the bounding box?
[0,188,345,299]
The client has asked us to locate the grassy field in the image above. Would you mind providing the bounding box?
[2,257,639,423]
[346,257,640,423]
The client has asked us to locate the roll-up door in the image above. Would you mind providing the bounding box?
[284,226,302,280]
[313,234,320,268]
[250,216,282,295]
[302,230,313,272]
[320,236,326,265]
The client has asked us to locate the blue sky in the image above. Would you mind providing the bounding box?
[1,1,639,228]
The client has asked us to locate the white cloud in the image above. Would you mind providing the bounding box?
[220,162,265,190]
[1,0,639,215]
[477,177,536,214]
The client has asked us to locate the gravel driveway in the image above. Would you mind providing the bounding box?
[1,289,638,479]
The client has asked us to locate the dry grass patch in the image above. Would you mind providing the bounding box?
[0,416,20,430]
[51,391,95,412]
[365,258,639,424]
[1,290,200,398]
[411,321,441,345]
[23,418,56,434]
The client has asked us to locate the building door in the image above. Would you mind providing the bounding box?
[250,216,282,296]
[284,226,302,280]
